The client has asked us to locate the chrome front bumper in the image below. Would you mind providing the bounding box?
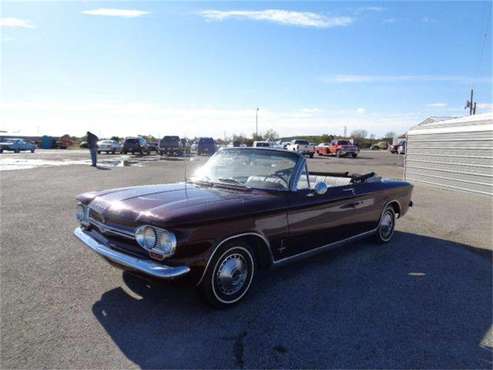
[73,227,190,279]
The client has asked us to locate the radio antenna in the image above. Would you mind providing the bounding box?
[184,157,188,198]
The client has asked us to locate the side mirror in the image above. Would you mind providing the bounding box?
[313,182,328,195]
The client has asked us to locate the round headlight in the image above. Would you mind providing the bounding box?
[135,226,157,250]
[156,230,177,256]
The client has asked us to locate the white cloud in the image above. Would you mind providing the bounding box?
[198,9,353,28]
[356,108,366,114]
[323,74,493,84]
[82,8,149,18]
[427,102,448,108]
[0,17,35,29]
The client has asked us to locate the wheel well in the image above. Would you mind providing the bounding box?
[230,235,273,270]
[387,201,401,218]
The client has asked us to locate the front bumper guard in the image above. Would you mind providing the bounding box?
[73,227,190,279]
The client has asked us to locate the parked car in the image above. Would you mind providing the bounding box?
[74,147,413,307]
[286,139,315,157]
[197,137,216,156]
[370,141,389,150]
[252,141,271,148]
[317,140,359,158]
[148,141,159,154]
[122,137,150,155]
[97,139,122,154]
[56,135,74,149]
[0,138,36,153]
[159,136,183,156]
[390,140,406,154]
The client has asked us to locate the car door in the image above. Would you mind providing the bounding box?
[282,168,372,259]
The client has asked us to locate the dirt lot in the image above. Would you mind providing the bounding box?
[1,149,492,369]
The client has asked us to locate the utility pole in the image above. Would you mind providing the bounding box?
[465,89,477,115]
[344,126,347,137]
[255,107,259,137]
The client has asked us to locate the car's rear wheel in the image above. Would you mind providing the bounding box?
[351,153,357,158]
[14,149,20,153]
[31,149,35,153]
[199,241,256,308]
[376,206,395,243]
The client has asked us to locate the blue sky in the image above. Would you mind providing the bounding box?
[1,1,492,138]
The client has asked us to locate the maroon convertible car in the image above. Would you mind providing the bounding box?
[74,148,413,307]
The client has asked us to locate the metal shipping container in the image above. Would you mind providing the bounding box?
[405,113,493,196]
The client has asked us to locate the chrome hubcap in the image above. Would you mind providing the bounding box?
[380,211,394,239]
[215,253,248,296]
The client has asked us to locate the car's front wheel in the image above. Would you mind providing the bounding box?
[199,241,256,308]
[376,205,396,243]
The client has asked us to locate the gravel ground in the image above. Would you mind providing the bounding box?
[1,150,492,369]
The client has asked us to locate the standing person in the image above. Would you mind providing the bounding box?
[87,131,99,167]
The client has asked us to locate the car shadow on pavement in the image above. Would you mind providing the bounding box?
[92,231,492,369]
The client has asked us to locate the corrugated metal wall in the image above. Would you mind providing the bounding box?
[405,115,493,196]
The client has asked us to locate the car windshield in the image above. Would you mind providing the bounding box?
[162,136,179,142]
[337,140,350,145]
[192,149,299,190]
[199,138,214,144]
[125,138,139,144]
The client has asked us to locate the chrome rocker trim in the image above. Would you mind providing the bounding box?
[73,227,190,279]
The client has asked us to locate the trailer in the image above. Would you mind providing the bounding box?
[405,113,493,196]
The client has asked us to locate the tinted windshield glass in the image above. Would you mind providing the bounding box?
[162,136,179,142]
[192,149,298,190]
[337,140,350,145]
[199,138,214,144]
[125,139,139,144]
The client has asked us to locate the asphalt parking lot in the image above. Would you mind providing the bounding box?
[1,150,492,369]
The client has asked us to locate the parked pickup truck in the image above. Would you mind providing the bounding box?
[316,140,359,158]
[286,139,315,158]
[159,136,183,156]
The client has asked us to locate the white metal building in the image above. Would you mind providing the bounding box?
[405,113,493,196]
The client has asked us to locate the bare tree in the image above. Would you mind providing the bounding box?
[350,129,368,139]
[384,131,396,139]
[263,129,279,141]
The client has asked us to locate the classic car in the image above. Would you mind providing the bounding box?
[74,148,413,307]
[0,138,36,153]
[316,140,359,158]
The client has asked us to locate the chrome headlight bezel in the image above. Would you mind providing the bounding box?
[135,225,177,259]
[76,203,89,226]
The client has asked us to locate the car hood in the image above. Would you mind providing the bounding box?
[78,182,283,229]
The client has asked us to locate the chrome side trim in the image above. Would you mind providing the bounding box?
[73,227,190,279]
[196,232,273,286]
[272,227,378,266]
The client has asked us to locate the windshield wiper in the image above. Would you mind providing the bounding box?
[217,177,249,188]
